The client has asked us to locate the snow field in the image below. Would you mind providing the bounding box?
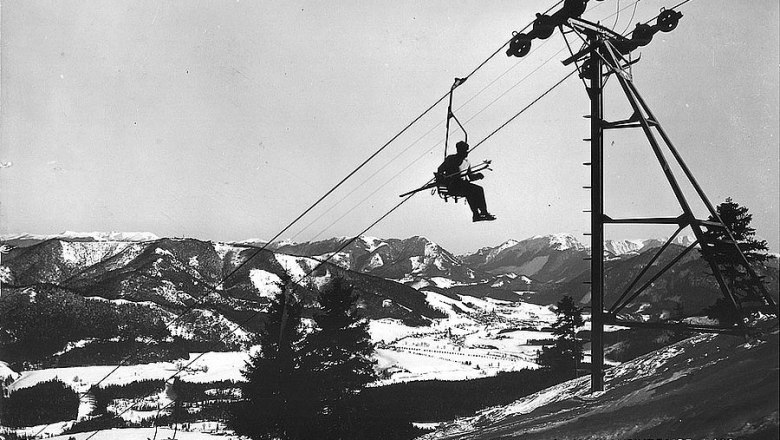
[7,352,251,395]
[368,291,569,384]
[44,427,237,440]
[316,251,352,270]
[59,241,134,267]
[360,235,388,253]
[274,253,333,289]
[274,254,310,281]
[4,285,575,438]
[248,269,282,298]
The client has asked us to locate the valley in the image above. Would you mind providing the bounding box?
[1,232,777,439]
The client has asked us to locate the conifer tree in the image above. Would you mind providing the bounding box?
[700,198,774,324]
[701,198,771,265]
[537,295,584,378]
[230,280,312,440]
[301,277,376,439]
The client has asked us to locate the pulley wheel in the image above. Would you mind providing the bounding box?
[506,33,532,57]
[631,23,654,46]
[533,14,556,40]
[657,9,681,32]
[561,0,587,18]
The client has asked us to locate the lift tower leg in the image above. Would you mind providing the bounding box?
[588,36,605,393]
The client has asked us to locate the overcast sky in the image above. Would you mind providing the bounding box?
[1,0,778,254]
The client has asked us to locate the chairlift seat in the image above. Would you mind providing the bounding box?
[434,172,460,203]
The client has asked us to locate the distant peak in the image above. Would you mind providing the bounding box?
[1,231,159,242]
[529,233,584,251]
[413,236,444,248]
[360,235,388,252]
[237,237,271,245]
[63,231,160,241]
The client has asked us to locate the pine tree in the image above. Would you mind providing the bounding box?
[701,198,771,264]
[537,295,584,379]
[700,198,774,324]
[230,281,311,440]
[301,277,377,439]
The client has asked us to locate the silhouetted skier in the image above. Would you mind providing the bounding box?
[438,141,496,222]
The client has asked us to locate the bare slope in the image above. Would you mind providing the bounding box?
[422,328,779,440]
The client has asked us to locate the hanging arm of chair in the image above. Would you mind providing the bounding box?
[449,111,468,146]
[444,77,469,158]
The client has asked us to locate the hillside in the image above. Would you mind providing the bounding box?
[0,237,444,367]
[273,235,486,284]
[2,232,778,439]
[420,326,779,440]
[3,233,776,366]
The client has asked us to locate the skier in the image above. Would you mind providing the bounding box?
[437,141,496,222]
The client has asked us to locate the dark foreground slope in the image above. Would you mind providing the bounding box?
[422,326,779,440]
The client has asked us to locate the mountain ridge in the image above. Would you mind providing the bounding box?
[3,233,776,331]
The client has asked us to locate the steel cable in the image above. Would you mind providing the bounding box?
[36,1,704,438]
[32,3,573,439]
[84,63,581,440]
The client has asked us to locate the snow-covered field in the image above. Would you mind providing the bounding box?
[3,288,582,438]
[44,426,236,440]
[369,292,563,384]
[10,292,560,394]
[8,351,251,395]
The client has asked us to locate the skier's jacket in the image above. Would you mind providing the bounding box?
[437,154,467,186]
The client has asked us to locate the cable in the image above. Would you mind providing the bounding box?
[466,45,569,125]
[53,2,652,438]
[621,0,641,34]
[310,140,444,242]
[299,32,565,243]
[470,69,578,153]
[297,0,623,242]
[40,4,577,439]
[612,0,621,30]
[308,41,569,242]
[291,113,446,242]
[126,198,419,440]
[213,0,570,289]
[298,0,625,244]
[278,0,572,244]
[463,0,565,80]
[458,0,610,113]
[83,62,581,440]
[630,0,692,33]
[171,68,582,394]
[309,54,562,239]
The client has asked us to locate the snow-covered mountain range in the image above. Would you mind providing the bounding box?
[1,232,777,439]
[0,231,160,248]
[2,231,777,345]
[270,233,703,288]
[1,231,161,242]
[271,235,483,284]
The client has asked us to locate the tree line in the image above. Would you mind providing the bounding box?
[0,285,168,365]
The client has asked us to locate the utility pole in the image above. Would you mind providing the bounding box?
[587,35,605,393]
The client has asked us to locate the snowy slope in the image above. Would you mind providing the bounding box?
[460,234,590,283]
[420,328,780,440]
